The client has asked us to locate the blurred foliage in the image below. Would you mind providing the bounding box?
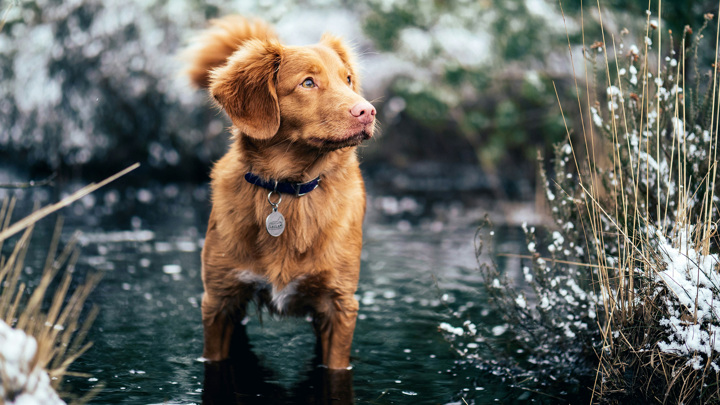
[1,0,716,186]
[0,0,226,179]
[357,0,720,180]
[0,0,308,180]
[357,0,575,175]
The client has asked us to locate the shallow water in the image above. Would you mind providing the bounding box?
[1,176,579,404]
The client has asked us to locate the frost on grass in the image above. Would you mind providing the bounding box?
[0,320,64,405]
[441,212,601,383]
[443,16,720,403]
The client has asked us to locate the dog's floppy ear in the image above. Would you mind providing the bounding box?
[320,34,361,94]
[209,39,283,140]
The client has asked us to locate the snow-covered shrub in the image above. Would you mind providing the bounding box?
[443,9,720,403]
[654,226,720,365]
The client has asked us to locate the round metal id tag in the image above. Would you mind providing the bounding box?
[265,209,285,237]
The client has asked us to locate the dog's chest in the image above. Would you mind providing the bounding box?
[236,269,327,315]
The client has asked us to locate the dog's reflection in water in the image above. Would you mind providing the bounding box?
[202,330,354,405]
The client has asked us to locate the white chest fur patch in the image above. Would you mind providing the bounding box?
[270,278,305,313]
[236,270,305,314]
[236,269,268,286]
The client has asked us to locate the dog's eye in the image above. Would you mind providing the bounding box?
[347,76,352,85]
[301,78,315,88]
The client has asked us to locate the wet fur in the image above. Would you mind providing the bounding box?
[185,16,374,369]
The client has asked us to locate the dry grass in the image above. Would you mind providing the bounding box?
[0,163,138,403]
[0,200,100,403]
[464,2,720,403]
[551,0,720,402]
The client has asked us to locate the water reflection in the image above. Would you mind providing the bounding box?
[202,328,354,405]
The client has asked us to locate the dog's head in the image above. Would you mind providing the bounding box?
[209,35,375,150]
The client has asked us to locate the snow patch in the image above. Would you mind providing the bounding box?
[0,320,65,404]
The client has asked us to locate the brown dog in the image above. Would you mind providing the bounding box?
[185,16,375,370]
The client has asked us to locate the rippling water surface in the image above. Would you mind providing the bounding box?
[2,176,565,404]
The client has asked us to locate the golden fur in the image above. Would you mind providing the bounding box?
[185,16,376,369]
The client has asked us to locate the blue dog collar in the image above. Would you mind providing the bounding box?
[244,172,321,196]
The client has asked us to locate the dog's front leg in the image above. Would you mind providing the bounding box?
[201,294,235,361]
[322,296,359,370]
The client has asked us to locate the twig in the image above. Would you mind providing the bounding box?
[0,173,57,189]
[516,386,566,401]
[0,163,139,243]
[0,0,15,33]
[497,252,605,269]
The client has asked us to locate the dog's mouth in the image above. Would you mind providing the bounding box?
[309,130,372,150]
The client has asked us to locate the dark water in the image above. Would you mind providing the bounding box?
[0,174,562,404]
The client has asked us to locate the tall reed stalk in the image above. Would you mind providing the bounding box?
[556,1,720,401]
[449,2,720,403]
